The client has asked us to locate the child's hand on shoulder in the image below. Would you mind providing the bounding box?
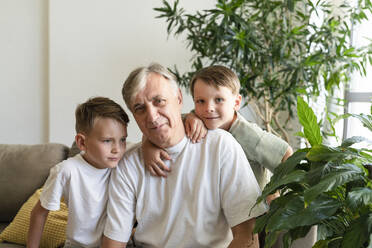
[142,138,171,177]
[184,112,207,143]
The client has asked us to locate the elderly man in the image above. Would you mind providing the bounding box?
[102,63,268,248]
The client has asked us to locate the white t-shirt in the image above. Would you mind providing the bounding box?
[104,129,268,248]
[40,154,111,248]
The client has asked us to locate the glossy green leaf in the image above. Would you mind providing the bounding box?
[342,214,372,248]
[341,136,367,147]
[264,230,281,248]
[351,113,372,132]
[306,145,353,162]
[284,225,312,248]
[347,187,372,209]
[270,150,308,180]
[257,170,306,204]
[297,96,322,146]
[304,164,364,204]
[266,195,341,232]
[313,240,331,248]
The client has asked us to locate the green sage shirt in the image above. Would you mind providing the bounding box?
[229,112,289,190]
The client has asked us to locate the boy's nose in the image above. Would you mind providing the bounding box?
[111,145,119,153]
[206,103,215,112]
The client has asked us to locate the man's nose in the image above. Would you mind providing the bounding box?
[147,105,159,122]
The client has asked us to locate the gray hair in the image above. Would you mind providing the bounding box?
[122,63,179,110]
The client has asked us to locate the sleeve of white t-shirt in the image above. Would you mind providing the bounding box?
[104,157,137,243]
[39,162,68,211]
[219,134,269,227]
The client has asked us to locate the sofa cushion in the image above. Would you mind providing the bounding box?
[0,143,69,222]
[0,188,67,248]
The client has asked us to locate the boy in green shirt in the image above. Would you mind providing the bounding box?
[143,65,293,203]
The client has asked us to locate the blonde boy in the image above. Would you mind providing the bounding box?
[27,97,129,248]
[144,65,293,196]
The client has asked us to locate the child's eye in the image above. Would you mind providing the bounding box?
[215,98,224,103]
[120,137,126,143]
[103,139,111,143]
[196,99,204,104]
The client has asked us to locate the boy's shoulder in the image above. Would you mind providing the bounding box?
[51,154,84,174]
[230,112,265,134]
[234,112,258,127]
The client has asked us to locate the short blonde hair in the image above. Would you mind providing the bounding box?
[190,65,240,97]
[122,63,178,110]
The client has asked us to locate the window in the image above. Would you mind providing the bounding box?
[344,9,372,142]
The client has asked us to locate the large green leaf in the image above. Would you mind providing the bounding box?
[313,240,331,248]
[351,113,372,132]
[255,193,299,233]
[257,150,308,203]
[347,187,372,209]
[342,213,372,248]
[304,164,364,204]
[257,170,307,204]
[270,150,308,180]
[282,226,312,248]
[264,230,281,248]
[297,96,322,146]
[341,136,369,148]
[266,195,341,232]
[306,145,359,162]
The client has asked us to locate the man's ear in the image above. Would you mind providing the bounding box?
[177,88,183,105]
[75,133,87,152]
[234,94,242,111]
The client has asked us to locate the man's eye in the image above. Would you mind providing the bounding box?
[134,105,145,113]
[120,137,126,143]
[154,98,166,106]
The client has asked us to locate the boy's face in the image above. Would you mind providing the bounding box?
[193,79,241,131]
[77,117,127,169]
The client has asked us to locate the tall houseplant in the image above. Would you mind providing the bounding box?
[254,97,372,248]
[154,0,372,142]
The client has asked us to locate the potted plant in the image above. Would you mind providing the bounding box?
[154,0,372,142]
[254,96,372,248]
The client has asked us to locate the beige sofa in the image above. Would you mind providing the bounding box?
[0,143,72,247]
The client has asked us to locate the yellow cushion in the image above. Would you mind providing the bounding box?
[0,189,68,248]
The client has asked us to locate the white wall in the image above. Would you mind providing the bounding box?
[0,0,48,144]
[1,0,214,146]
[49,0,214,146]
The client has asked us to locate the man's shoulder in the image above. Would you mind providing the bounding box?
[118,142,142,167]
[207,128,234,138]
[205,129,240,147]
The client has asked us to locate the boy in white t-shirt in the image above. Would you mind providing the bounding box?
[27,97,129,248]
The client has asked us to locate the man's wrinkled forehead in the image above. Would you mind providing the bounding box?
[131,74,177,103]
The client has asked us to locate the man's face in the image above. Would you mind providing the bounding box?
[131,73,184,148]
